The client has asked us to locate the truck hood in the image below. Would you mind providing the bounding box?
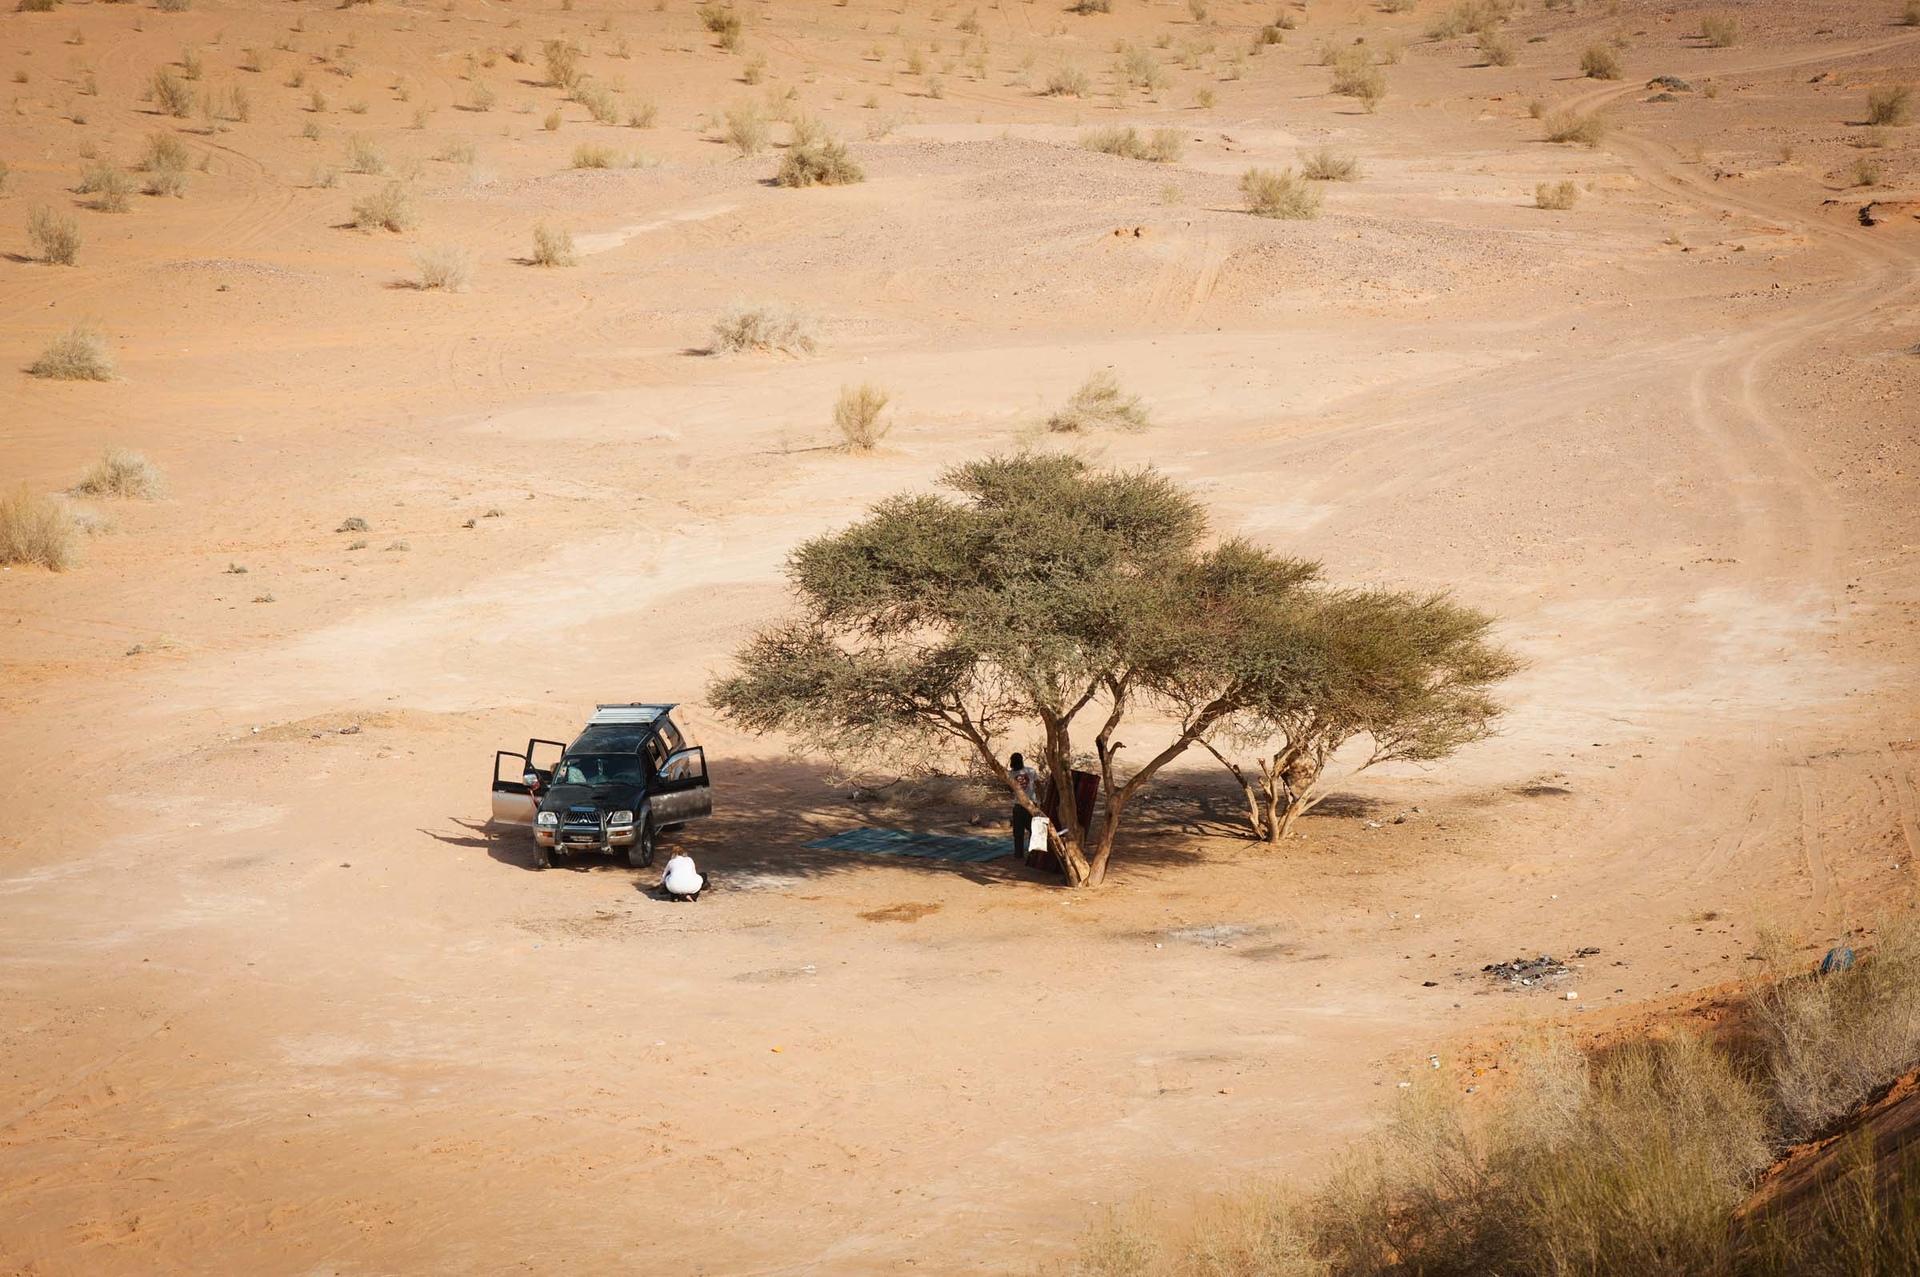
[539,783,643,815]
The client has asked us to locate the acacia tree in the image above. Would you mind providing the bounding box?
[1199,590,1522,842]
[709,454,1517,885]
[709,453,1323,887]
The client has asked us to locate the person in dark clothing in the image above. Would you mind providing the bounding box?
[1009,751,1040,858]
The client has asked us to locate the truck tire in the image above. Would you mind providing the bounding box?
[627,820,656,869]
[532,842,549,870]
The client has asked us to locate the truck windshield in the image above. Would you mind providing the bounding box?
[553,754,645,786]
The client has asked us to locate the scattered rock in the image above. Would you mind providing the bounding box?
[1646,75,1693,91]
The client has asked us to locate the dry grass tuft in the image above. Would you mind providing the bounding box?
[29,324,113,380]
[79,162,134,212]
[1329,48,1386,110]
[1865,84,1912,126]
[711,305,815,354]
[344,134,385,174]
[1300,146,1359,180]
[723,101,770,155]
[1044,65,1092,97]
[351,181,415,232]
[1478,30,1516,66]
[1700,13,1741,47]
[150,66,194,116]
[1544,108,1609,145]
[571,142,614,168]
[28,206,80,265]
[1240,166,1322,218]
[833,383,891,452]
[529,223,575,266]
[413,243,472,291]
[1047,370,1148,433]
[1580,44,1622,79]
[72,448,162,498]
[1081,126,1183,163]
[0,487,79,572]
[1753,916,1920,1142]
[1535,179,1578,209]
[776,139,861,186]
[141,132,190,173]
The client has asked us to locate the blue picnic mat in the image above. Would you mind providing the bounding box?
[804,827,1008,863]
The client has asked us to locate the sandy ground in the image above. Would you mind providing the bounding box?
[3,0,1918,1271]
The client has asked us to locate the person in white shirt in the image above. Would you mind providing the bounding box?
[661,852,706,902]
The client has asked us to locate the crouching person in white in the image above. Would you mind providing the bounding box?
[661,852,706,902]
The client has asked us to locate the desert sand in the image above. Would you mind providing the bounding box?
[2,0,1917,1271]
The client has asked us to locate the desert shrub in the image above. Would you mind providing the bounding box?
[1426,0,1508,40]
[141,132,190,173]
[833,383,891,452]
[1330,49,1386,109]
[1300,146,1358,180]
[0,488,79,572]
[1753,918,1920,1142]
[1478,30,1515,66]
[628,100,658,128]
[575,80,618,123]
[698,3,741,39]
[413,244,472,291]
[16,0,59,12]
[1865,84,1912,126]
[1070,0,1112,12]
[571,142,614,168]
[542,38,581,90]
[145,167,188,197]
[530,222,575,266]
[351,181,415,232]
[1116,45,1167,93]
[1581,44,1621,79]
[436,140,476,164]
[1852,157,1883,186]
[467,80,496,111]
[1240,166,1322,219]
[1044,65,1092,96]
[711,305,814,354]
[72,448,161,498]
[1700,13,1740,46]
[29,206,80,264]
[29,324,113,380]
[150,66,194,117]
[80,162,134,212]
[1544,108,1609,144]
[344,134,385,174]
[1903,0,1920,25]
[156,0,189,11]
[1081,126,1183,162]
[775,137,864,186]
[1535,179,1578,208]
[1046,370,1148,433]
[724,101,769,155]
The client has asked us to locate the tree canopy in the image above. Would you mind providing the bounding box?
[710,453,1519,886]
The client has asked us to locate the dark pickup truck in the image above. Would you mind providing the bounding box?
[490,703,712,869]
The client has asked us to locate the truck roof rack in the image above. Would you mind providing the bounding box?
[589,703,675,726]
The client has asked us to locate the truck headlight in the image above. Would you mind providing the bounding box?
[536,812,558,827]
[608,810,634,827]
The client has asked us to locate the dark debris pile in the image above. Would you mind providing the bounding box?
[1483,948,1600,990]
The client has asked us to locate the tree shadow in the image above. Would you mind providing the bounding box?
[428,755,1234,890]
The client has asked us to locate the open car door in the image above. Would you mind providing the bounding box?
[491,751,536,824]
[524,738,567,786]
[649,747,713,826]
